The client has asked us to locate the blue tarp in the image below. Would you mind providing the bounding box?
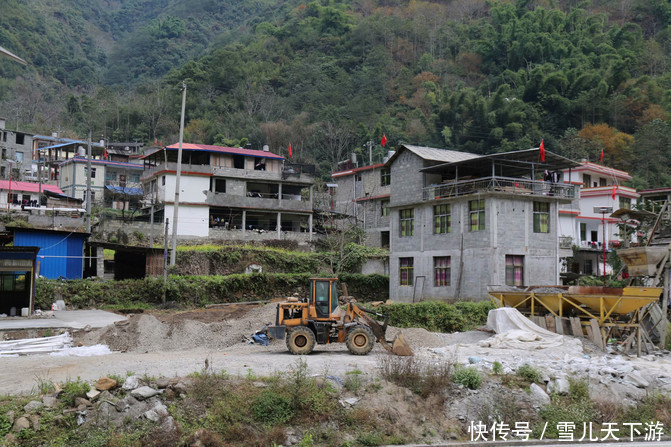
[104,185,143,196]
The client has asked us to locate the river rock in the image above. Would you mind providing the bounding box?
[625,371,649,388]
[42,396,58,408]
[529,383,551,404]
[23,401,43,413]
[95,377,117,391]
[123,375,141,391]
[12,417,30,432]
[131,386,160,400]
[547,377,570,395]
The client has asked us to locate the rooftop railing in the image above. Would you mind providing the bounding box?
[422,176,576,201]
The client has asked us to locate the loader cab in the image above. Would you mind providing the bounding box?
[310,278,339,319]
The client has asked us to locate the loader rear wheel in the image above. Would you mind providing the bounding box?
[346,325,375,355]
[286,326,316,355]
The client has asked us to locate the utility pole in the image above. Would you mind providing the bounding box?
[367,140,373,166]
[163,218,169,304]
[37,161,42,207]
[170,81,187,266]
[149,182,154,248]
[86,131,92,233]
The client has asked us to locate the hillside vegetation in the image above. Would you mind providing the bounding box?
[1,0,671,186]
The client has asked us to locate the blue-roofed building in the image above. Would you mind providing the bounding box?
[11,227,89,279]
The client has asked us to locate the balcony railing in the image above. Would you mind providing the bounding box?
[423,176,576,201]
[282,162,316,179]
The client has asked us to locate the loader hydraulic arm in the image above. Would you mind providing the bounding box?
[348,302,389,343]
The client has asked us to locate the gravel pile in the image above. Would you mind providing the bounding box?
[83,303,451,354]
[92,303,279,353]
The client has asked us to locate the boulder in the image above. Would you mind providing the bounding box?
[123,375,141,391]
[547,377,570,395]
[155,377,172,389]
[625,371,649,388]
[86,389,101,401]
[95,377,117,391]
[171,382,188,396]
[74,397,92,408]
[29,415,40,431]
[131,386,161,401]
[529,383,551,405]
[12,417,30,432]
[23,401,43,413]
[42,396,58,408]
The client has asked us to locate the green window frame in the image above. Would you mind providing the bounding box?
[381,200,390,217]
[533,202,550,233]
[469,199,485,231]
[399,257,414,286]
[399,208,414,237]
[434,204,451,234]
[380,168,391,187]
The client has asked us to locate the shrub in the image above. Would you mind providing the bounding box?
[516,364,542,384]
[492,361,503,375]
[379,356,452,397]
[252,390,294,425]
[61,377,90,407]
[453,366,482,390]
[35,273,389,309]
[0,414,11,437]
[380,300,493,333]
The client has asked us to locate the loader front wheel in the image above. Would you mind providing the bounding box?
[346,325,375,355]
[286,326,316,355]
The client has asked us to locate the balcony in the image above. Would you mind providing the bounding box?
[423,176,576,201]
[141,161,315,184]
[205,191,312,212]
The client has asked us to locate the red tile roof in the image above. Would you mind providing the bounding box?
[0,180,63,195]
[165,143,284,160]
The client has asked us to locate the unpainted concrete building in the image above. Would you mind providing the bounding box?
[382,145,579,302]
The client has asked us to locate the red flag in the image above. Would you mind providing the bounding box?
[381,134,387,147]
[539,139,545,162]
[288,143,292,158]
[600,148,604,162]
[104,146,108,159]
[612,185,616,200]
[154,139,157,148]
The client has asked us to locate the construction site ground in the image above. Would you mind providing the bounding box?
[1,302,670,404]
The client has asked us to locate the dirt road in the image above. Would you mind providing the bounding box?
[0,343,382,395]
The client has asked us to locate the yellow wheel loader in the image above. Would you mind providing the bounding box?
[265,278,413,356]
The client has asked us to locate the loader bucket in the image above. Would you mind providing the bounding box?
[390,332,413,356]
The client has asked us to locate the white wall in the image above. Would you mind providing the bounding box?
[163,204,209,237]
[159,174,209,204]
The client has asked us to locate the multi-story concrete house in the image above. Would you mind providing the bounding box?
[140,143,316,240]
[558,161,639,277]
[58,158,145,206]
[0,118,33,182]
[331,162,392,247]
[368,144,579,302]
[330,146,480,248]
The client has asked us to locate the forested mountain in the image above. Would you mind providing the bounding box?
[1,0,671,186]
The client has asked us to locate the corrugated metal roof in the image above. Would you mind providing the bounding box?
[402,145,480,163]
[58,157,144,169]
[0,180,63,195]
[164,143,284,160]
